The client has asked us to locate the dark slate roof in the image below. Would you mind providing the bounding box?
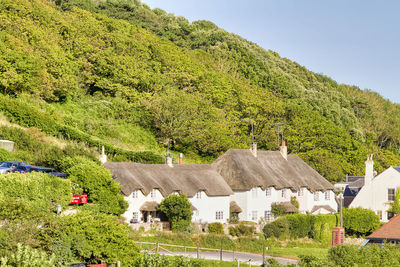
[368,213,400,240]
[104,162,233,197]
[212,149,334,192]
[344,177,365,198]
[394,167,400,173]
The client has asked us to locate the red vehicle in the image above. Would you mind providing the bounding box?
[70,194,88,205]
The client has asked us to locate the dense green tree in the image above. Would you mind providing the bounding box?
[158,194,192,232]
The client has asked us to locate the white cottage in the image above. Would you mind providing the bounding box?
[349,155,400,222]
[212,141,337,222]
[104,162,233,224]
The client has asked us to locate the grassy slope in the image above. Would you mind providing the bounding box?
[0,0,400,181]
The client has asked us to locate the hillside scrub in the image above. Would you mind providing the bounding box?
[0,0,399,182]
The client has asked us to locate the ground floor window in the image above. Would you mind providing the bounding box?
[264,210,273,222]
[388,211,394,220]
[251,210,258,221]
[377,210,382,220]
[216,211,223,220]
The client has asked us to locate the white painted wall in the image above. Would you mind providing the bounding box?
[189,191,230,224]
[122,188,164,223]
[350,167,400,222]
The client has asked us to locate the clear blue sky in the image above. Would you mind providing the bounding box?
[142,0,400,103]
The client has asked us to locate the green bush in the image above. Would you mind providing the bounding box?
[43,211,139,266]
[228,223,256,237]
[0,244,56,267]
[208,222,224,234]
[158,194,192,232]
[310,215,338,244]
[60,156,127,215]
[342,207,380,237]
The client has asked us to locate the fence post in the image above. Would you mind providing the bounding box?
[184,246,186,253]
[232,247,235,261]
[262,242,265,264]
[197,241,200,259]
[220,238,223,261]
[156,234,159,253]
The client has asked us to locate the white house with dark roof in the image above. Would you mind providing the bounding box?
[104,161,233,224]
[349,155,400,222]
[212,141,337,222]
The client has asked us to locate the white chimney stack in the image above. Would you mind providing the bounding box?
[280,140,287,160]
[364,154,374,185]
[250,142,257,157]
[99,146,107,164]
[166,154,173,167]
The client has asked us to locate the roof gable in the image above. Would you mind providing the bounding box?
[368,213,400,240]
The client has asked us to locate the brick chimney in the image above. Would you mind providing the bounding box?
[99,146,107,164]
[250,142,257,157]
[280,140,287,160]
[166,154,173,167]
[179,153,183,164]
[364,154,374,185]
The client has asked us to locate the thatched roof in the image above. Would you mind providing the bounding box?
[140,201,158,211]
[104,162,233,197]
[212,149,333,192]
[274,201,299,213]
[230,201,242,213]
[311,205,336,214]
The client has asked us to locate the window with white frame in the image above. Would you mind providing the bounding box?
[314,191,319,201]
[377,210,382,220]
[151,189,156,198]
[132,212,138,221]
[216,211,223,220]
[251,210,258,221]
[196,191,202,199]
[264,210,272,222]
[251,187,258,198]
[132,190,138,198]
[325,191,330,200]
[388,188,395,201]
[266,188,271,197]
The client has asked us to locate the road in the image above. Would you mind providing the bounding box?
[156,250,298,266]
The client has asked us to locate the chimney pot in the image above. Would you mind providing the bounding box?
[280,140,287,160]
[250,142,257,157]
[179,153,183,164]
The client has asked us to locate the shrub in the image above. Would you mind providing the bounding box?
[285,213,312,238]
[208,222,224,234]
[271,203,286,217]
[0,244,56,267]
[60,156,127,215]
[342,207,380,237]
[263,223,280,238]
[228,223,256,237]
[158,194,192,232]
[310,215,337,244]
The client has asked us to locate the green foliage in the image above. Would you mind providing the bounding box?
[207,222,224,235]
[271,203,286,217]
[228,223,256,237]
[0,244,56,267]
[328,244,400,267]
[386,187,400,214]
[290,196,299,209]
[342,207,380,237]
[133,253,202,267]
[0,149,15,161]
[42,211,139,266]
[60,156,128,215]
[158,194,192,232]
[263,214,337,244]
[1,0,400,181]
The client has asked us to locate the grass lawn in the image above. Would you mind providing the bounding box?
[266,247,329,260]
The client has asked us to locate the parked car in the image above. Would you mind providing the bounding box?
[0,161,28,174]
[13,165,69,177]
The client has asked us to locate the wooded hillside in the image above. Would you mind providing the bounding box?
[1,0,400,182]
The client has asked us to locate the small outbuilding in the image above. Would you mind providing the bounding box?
[363,213,400,246]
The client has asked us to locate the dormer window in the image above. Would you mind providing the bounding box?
[325,191,330,200]
[151,189,156,198]
[266,188,271,197]
[281,189,287,198]
[132,190,138,198]
[196,191,202,199]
